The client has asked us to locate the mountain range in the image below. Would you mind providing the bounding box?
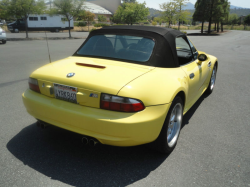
[183,2,245,10]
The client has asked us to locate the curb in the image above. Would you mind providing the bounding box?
[7,37,87,41]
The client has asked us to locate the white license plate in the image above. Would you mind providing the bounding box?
[54,83,77,103]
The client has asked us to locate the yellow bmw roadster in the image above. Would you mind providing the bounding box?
[22,26,218,153]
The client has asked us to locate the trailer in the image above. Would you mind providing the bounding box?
[7,14,74,33]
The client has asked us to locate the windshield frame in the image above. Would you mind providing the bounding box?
[73,33,157,66]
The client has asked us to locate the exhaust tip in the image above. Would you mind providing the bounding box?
[82,137,89,145]
[36,121,41,127]
[89,139,99,147]
[41,123,48,129]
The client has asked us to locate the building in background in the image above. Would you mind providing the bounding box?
[84,2,112,21]
[86,0,121,14]
[46,0,121,22]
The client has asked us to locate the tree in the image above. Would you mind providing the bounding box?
[174,0,189,30]
[0,0,10,20]
[207,0,226,34]
[112,2,149,25]
[154,17,163,26]
[160,1,177,28]
[98,15,107,22]
[193,0,210,33]
[220,0,230,32]
[228,13,239,27]
[122,0,136,3]
[212,0,229,32]
[3,0,46,38]
[78,11,95,32]
[152,21,157,26]
[52,0,85,38]
[244,14,250,25]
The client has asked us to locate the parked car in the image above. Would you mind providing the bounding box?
[0,27,7,44]
[22,26,218,153]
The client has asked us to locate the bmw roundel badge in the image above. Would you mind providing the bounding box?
[67,73,75,78]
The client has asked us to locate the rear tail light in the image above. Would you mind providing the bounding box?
[29,77,40,93]
[100,94,145,112]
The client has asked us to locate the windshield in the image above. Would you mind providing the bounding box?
[76,35,155,63]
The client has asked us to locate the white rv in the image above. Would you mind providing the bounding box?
[7,14,74,33]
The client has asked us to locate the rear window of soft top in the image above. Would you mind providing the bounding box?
[76,35,155,64]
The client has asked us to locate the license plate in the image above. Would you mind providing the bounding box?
[54,83,77,103]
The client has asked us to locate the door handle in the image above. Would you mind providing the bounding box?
[189,73,195,79]
[208,61,211,67]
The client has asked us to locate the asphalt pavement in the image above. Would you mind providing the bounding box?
[0,30,249,187]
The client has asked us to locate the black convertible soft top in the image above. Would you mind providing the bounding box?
[74,26,187,68]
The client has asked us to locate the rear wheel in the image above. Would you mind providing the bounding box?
[2,40,6,44]
[153,96,183,153]
[206,64,217,94]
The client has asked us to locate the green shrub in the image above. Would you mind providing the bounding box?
[78,22,87,27]
[98,15,107,22]
[74,22,87,27]
[152,21,157,26]
[94,23,110,27]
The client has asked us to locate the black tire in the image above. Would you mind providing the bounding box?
[206,64,217,95]
[152,96,183,153]
[2,40,6,44]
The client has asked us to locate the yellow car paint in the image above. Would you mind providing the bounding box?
[118,67,189,107]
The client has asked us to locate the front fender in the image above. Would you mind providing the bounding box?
[117,67,188,106]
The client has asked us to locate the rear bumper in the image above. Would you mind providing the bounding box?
[0,36,6,41]
[22,89,170,146]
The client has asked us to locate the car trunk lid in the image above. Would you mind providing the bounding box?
[32,56,154,108]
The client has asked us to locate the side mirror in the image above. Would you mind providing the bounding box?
[198,54,207,62]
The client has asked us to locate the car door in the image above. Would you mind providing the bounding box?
[187,38,210,93]
[175,36,200,110]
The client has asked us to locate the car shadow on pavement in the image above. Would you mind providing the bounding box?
[182,93,209,127]
[7,92,209,186]
[7,123,169,186]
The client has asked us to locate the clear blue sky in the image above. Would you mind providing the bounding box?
[137,0,250,10]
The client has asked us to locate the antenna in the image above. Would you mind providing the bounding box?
[42,23,52,63]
